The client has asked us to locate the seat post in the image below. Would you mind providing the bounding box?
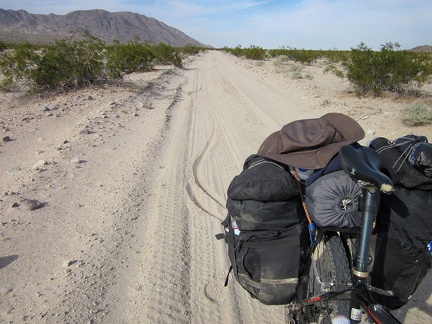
[350,188,379,323]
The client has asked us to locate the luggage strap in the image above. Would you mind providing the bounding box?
[293,170,316,246]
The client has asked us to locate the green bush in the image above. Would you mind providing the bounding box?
[243,45,266,60]
[0,34,194,93]
[106,40,155,79]
[223,45,243,57]
[180,44,204,56]
[0,40,7,52]
[400,101,432,126]
[151,43,182,67]
[221,45,266,60]
[0,42,40,88]
[323,63,345,78]
[32,36,105,91]
[0,36,106,92]
[291,71,303,79]
[268,49,322,64]
[344,42,432,96]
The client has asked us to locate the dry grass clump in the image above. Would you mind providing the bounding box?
[400,101,432,126]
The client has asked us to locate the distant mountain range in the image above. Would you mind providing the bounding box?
[0,9,207,47]
[411,45,432,53]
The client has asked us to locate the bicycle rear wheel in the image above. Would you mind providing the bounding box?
[304,233,352,323]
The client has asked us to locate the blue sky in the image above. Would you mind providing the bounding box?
[1,0,431,50]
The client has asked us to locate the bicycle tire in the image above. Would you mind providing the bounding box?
[304,233,352,323]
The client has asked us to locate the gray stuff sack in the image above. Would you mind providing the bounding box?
[305,170,363,228]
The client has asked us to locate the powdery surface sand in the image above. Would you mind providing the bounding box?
[0,50,431,323]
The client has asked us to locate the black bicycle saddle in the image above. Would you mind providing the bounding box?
[339,145,394,194]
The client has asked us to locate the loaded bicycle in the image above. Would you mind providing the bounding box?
[220,114,431,324]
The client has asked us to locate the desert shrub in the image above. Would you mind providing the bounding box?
[273,55,290,68]
[323,63,345,78]
[290,50,322,64]
[0,42,40,88]
[0,40,7,52]
[305,73,314,80]
[344,42,432,96]
[151,43,182,67]
[180,44,204,55]
[243,45,266,60]
[400,101,432,126]
[221,45,243,57]
[289,64,304,72]
[105,40,155,78]
[222,45,266,60]
[31,36,106,91]
[323,50,350,63]
[0,35,106,92]
[291,71,303,79]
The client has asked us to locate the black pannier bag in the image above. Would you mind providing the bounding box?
[369,135,432,248]
[368,135,432,309]
[378,185,432,249]
[369,232,431,310]
[369,136,432,190]
[221,154,308,305]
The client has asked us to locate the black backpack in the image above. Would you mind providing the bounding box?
[218,155,308,305]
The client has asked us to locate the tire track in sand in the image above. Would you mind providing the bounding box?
[182,52,288,324]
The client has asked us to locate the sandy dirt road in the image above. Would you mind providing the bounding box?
[0,50,431,323]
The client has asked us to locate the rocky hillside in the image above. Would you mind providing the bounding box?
[411,45,432,53]
[0,9,206,47]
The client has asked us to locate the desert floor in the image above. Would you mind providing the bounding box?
[1,50,431,323]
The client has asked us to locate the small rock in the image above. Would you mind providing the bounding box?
[70,157,81,163]
[7,166,20,176]
[11,202,19,208]
[32,160,47,171]
[79,129,92,135]
[367,129,375,136]
[62,260,76,268]
[2,136,12,143]
[20,198,45,211]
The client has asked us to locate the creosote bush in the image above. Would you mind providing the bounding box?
[0,40,7,52]
[344,42,432,96]
[106,40,155,79]
[151,43,182,67]
[0,34,206,93]
[221,45,266,60]
[222,42,432,98]
[33,36,105,91]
